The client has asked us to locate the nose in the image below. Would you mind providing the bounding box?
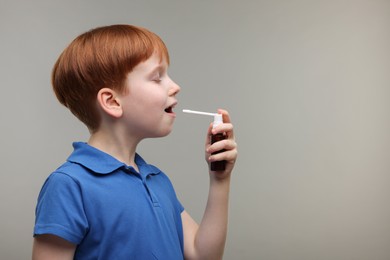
[168,78,181,96]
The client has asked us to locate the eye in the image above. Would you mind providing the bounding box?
[151,73,162,83]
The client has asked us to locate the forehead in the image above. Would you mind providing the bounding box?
[132,52,168,73]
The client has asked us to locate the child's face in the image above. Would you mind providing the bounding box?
[119,52,181,139]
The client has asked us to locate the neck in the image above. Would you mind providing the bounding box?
[88,128,141,171]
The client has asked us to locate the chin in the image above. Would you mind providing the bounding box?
[160,129,173,137]
[149,128,173,138]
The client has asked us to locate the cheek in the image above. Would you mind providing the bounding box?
[147,92,168,108]
[126,85,167,112]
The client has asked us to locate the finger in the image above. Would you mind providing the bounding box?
[211,123,234,136]
[208,139,237,154]
[215,109,235,139]
[209,148,238,163]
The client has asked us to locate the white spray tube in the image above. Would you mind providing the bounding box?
[182,109,223,128]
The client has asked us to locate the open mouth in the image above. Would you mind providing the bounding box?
[164,101,177,114]
[164,105,174,113]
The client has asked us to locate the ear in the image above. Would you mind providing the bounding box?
[96,88,123,118]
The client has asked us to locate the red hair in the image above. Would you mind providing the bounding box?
[52,24,169,131]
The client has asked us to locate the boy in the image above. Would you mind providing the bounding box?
[33,24,237,260]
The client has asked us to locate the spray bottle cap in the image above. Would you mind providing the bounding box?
[213,113,223,129]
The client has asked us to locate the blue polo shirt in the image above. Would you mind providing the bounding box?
[34,142,184,259]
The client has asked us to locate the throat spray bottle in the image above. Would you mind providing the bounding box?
[183,109,226,171]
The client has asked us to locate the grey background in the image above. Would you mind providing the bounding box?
[1,0,389,259]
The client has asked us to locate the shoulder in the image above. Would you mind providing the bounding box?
[38,168,82,202]
[53,159,100,183]
[37,160,94,201]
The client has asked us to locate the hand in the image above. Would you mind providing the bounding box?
[205,109,237,179]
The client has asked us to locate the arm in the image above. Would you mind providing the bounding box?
[182,109,238,260]
[32,234,76,260]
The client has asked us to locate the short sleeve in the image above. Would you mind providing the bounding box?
[176,195,184,213]
[34,172,88,244]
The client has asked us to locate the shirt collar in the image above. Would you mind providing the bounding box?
[67,142,161,175]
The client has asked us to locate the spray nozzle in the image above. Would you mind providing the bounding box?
[182,109,223,128]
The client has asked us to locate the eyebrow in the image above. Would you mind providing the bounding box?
[148,64,166,77]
